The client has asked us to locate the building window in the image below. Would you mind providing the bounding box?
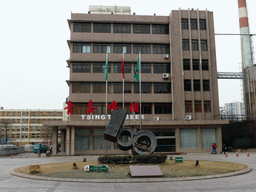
[203,80,210,91]
[153,63,170,73]
[193,59,199,70]
[73,22,91,32]
[133,24,150,34]
[31,126,35,131]
[75,129,90,150]
[191,39,198,51]
[72,63,91,73]
[25,126,28,131]
[183,59,190,70]
[93,63,111,73]
[185,101,192,113]
[182,39,189,50]
[155,103,172,114]
[181,19,188,29]
[93,23,111,33]
[154,83,171,93]
[7,112,10,116]
[22,112,27,116]
[140,63,151,73]
[201,40,208,51]
[93,44,111,53]
[93,83,111,93]
[21,133,24,138]
[141,104,152,114]
[134,83,151,93]
[72,83,90,93]
[152,24,169,34]
[199,19,206,30]
[133,44,151,54]
[113,63,131,73]
[11,126,15,131]
[153,44,169,54]
[17,126,20,131]
[16,133,20,138]
[22,126,24,131]
[17,112,21,116]
[113,23,131,33]
[202,59,209,70]
[73,43,91,53]
[37,133,40,138]
[184,80,191,91]
[93,129,111,149]
[190,19,197,30]
[180,128,197,149]
[204,101,211,112]
[194,80,201,91]
[195,101,202,112]
[25,133,28,138]
[113,44,131,54]
[31,133,35,138]
[113,82,131,93]
[12,119,16,123]
[10,134,14,138]
[72,103,88,114]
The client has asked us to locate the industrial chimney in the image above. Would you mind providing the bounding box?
[238,0,254,119]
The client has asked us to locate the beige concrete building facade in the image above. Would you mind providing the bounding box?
[44,7,229,156]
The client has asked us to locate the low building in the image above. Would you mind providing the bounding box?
[0,108,64,145]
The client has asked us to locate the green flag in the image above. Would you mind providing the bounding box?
[104,54,108,81]
[134,56,140,82]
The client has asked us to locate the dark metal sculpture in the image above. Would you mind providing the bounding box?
[104,109,157,155]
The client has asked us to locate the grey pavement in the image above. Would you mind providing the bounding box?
[0,152,255,191]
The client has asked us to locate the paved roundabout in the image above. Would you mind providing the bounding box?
[1,152,256,191]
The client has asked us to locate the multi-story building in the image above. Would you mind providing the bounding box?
[223,102,245,115]
[0,108,64,145]
[44,6,229,155]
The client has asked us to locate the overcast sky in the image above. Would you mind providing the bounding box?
[0,0,255,110]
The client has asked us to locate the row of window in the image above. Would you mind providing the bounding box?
[183,59,209,71]
[184,80,210,91]
[72,62,170,74]
[181,19,207,30]
[185,101,211,113]
[73,103,172,114]
[73,101,211,115]
[73,22,169,34]
[0,119,62,124]
[0,111,63,117]
[73,43,170,54]
[1,126,41,132]
[182,39,208,51]
[8,133,42,139]
[72,82,171,94]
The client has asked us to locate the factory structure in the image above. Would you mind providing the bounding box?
[43,5,230,156]
[238,0,256,120]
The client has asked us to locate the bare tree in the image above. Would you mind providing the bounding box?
[0,119,11,144]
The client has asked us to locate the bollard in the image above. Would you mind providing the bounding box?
[225,152,228,157]
[247,151,250,156]
[236,151,239,157]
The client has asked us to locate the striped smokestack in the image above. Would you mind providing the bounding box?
[238,0,253,68]
[238,0,253,118]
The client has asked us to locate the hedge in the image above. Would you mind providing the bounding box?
[98,154,167,164]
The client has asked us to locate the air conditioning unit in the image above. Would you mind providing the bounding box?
[163,54,169,59]
[153,117,159,121]
[185,115,192,120]
[163,73,170,79]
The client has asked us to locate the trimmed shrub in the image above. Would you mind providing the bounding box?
[98,154,167,164]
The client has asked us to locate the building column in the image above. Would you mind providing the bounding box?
[197,127,201,151]
[52,126,58,155]
[175,128,180,152]
[60,129,66,152]
[217,126,222,153]
[70,126,75,156]
[66,126,70,155]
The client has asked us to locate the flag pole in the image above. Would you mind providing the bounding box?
[122,50,125,110]
[139,52,142,130]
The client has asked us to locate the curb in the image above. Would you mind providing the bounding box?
[11,167,252,183]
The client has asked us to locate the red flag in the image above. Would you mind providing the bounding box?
[121,56,125,79]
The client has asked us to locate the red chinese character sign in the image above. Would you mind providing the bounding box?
[65,101,75,115]
[87,100,98,114]
[108,100,120,111]
[130,102,139,113]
